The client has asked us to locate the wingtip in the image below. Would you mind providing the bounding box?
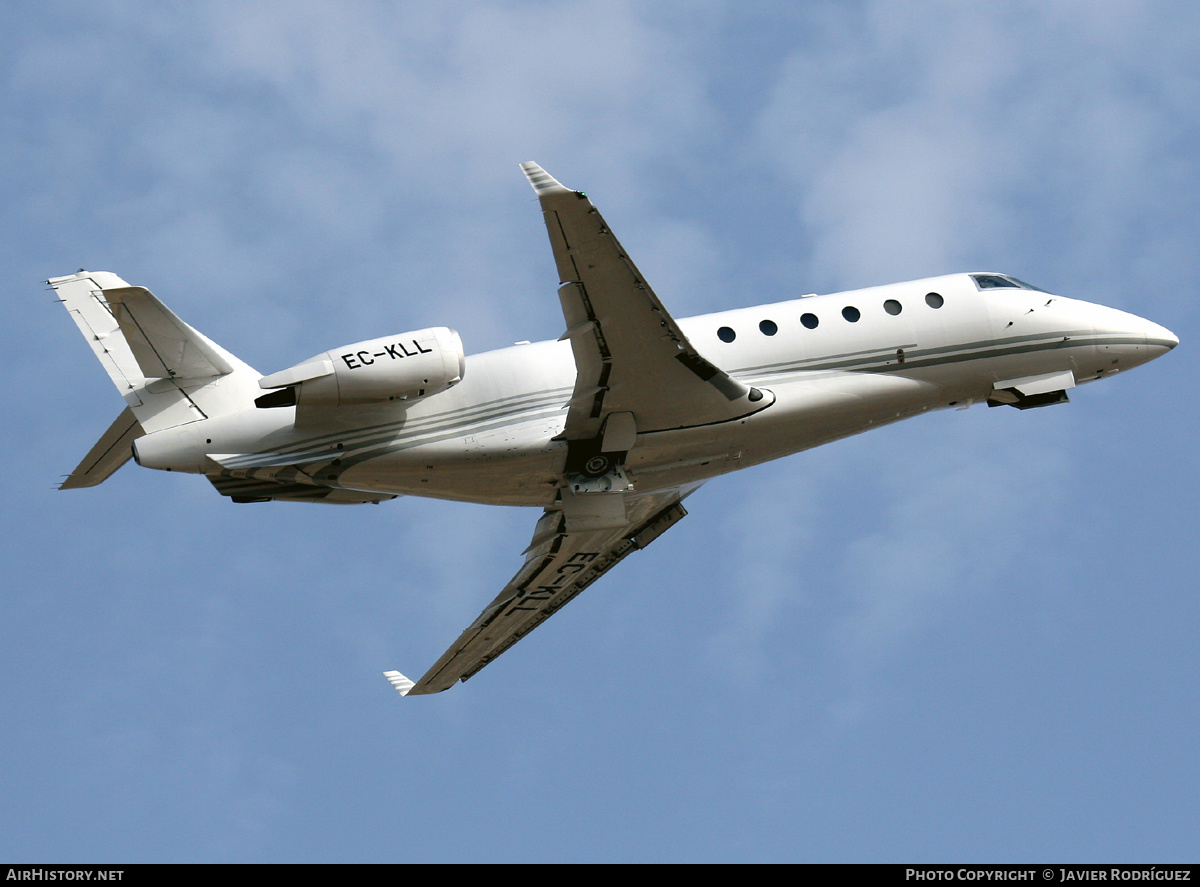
[382,670,415,697]
[519,161,571,196]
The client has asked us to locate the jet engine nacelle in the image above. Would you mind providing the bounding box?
[257,327,466,407]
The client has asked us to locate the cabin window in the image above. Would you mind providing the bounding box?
[801,313,819,329]
[759,319,778,336]
[842,306,861,322]
[884,299,902,315]
[717,326,736,343]
[925,292,944,309]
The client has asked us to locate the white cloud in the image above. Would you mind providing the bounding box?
[752,0,1200,311]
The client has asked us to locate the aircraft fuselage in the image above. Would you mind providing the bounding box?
[137,272,1176,506]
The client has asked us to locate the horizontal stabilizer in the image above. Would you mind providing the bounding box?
[60,406,144,489]
[102,286,234,380]
[383,671,415,696]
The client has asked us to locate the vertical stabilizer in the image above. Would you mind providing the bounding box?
[51,271,145,399]
[49,271,261,434]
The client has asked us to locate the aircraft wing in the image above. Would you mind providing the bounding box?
[519,162,770,440]
[385,489,689,696]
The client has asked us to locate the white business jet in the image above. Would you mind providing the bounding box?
[50,163,1177,696]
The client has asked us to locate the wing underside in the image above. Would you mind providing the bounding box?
[386,490,687,695]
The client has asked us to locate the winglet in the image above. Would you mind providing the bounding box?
[519,161,573,197]
[382,670,415,697]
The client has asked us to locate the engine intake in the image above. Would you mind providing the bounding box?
[258,327,465,407]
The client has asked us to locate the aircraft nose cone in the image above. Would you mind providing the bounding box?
[1147,321,1179,351]
[1116,311,1177,349]
[1134,316,1179,360]
[1085,303,1178,370]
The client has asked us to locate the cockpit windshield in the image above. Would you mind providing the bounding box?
[970,274,1050,293]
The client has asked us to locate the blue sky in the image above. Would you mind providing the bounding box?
[3,1,1197,862]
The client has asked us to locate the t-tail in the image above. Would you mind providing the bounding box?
[49,271,263,489]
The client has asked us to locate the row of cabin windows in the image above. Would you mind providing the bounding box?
[716,292,944,343]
